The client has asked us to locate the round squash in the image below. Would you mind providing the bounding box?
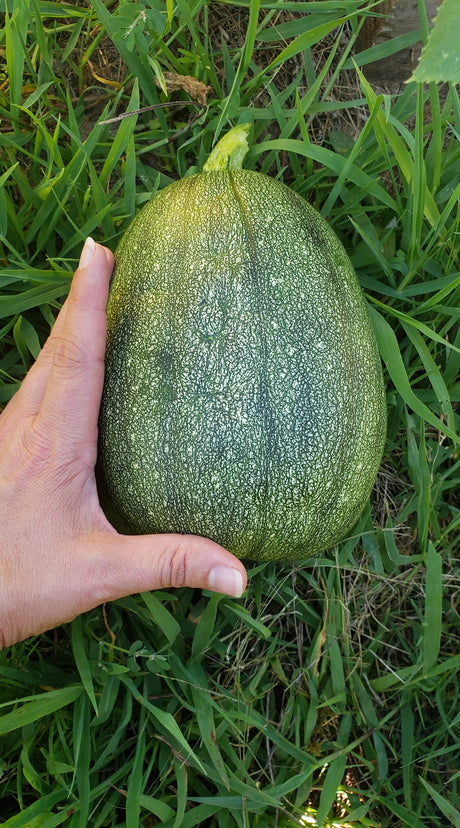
[96,126,386,561]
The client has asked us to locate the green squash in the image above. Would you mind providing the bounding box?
[96,125,386,561]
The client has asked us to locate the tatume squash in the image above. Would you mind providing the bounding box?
[96,125,386,561]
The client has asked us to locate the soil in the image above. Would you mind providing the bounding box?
[79,0,441,145]
[362,0,441,91]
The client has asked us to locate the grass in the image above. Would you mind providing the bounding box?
[0,0,459,825]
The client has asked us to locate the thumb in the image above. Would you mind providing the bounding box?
[83,532,247,607]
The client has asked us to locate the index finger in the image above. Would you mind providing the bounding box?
[4,243,114,424]
[34,240,114,446]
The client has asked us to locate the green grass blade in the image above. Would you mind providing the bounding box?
[345,28,422,69]
[422,541,443,673]
[416,271,460,313]
[90,0,161,106]
[1,792,66,827]
[0,685,82,735]
[12,315,40,369]
[215,0,260,137]
[126,709,145,828]
[140,591,181,646]
[401,698,415,809]
[73,693,91,827]
[124,133,138,219]
[419,776,460,827]
[355,64,441,229]
[99,81,140,189]
[224,601,272,640]
[315,716,352,828]
[407,86,427,267]
[5,2,27,112]
[375,795,426,827]
[320,92,385,217]
[369,306,459,444]
[172,760,188,828]
[351,215,396,283]
[406,414,431,554]
[402,321,455,432]
[23,1,87,17]
[255,12,356,77]
[191,593,222,660]
[70,616,98,715]
[425,82,442,191]
[29,0,54,74]
[251,138,398,210]
[0,160,19,188]
[119,675,207,773]
[138,794,175,821]
[351,672,389,783]
[0,278,70,319]
[368,294,460,355]
[444,322,460,386]
[189,664,230,787]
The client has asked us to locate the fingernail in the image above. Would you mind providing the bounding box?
[208,566,244,598]
[79,236,96,268]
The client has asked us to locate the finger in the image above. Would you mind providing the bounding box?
[4,243,113,424]
[34,239,114,449]
[80,532,247,608]
[0,295,70,428]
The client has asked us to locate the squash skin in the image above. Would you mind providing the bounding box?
[96,169,386,561]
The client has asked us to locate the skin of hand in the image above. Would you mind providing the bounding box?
[0,239,247,649]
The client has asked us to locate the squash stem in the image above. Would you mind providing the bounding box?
[203,123,251,172]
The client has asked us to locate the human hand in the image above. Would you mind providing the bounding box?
[0,239,247,648]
